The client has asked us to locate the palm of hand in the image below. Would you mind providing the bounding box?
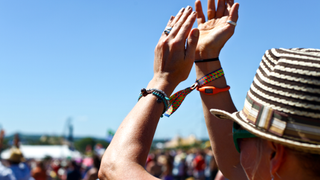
[196,16,235,58]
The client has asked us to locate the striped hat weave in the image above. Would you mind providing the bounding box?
[210,48,320,154]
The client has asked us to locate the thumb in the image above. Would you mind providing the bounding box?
[185,28,199,61]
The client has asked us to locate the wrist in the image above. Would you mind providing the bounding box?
[195,61,222,78]
[195,61,228,88]
[147,77,177,96]
[195,49,220,60]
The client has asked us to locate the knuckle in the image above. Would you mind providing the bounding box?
[181,23,190,31]
[155,39,169,52]
[155,43,161,51]
[173,21,182,29]
[155,41,164,51]
[170,40,181,49]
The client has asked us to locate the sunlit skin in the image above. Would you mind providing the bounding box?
[98,0,320,179]
[98,6,201,180]
[194,0,246,178]
[194,0,239,59]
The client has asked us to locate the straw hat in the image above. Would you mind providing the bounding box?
[210,48,320,154]
[8,147,25,163]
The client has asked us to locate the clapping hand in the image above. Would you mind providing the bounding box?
[150,6,199,95]
[195,0,239,60]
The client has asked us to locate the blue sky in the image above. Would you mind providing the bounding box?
[1,0,319,140]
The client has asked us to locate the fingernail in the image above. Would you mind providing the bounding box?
[180,7,185,12]
[170,16,174,21]
[187,6,192,10]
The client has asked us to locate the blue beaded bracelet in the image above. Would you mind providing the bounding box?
[138,88,170,117]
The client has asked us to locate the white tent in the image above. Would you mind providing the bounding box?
[165,134,200,148]
[1,145,82,159]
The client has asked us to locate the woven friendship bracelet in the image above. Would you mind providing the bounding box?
[164,68,225,117]
[138,88,170,117]
[196,68,224,85]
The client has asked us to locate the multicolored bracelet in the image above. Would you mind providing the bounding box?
[138,88,170,117]
[138,68,226,118]
[164,68,225,117]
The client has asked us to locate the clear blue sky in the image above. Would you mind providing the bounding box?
[1,0,319,140]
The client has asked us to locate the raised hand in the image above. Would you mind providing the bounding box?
[150,6,199,96]
[194,0,239,60]
[98,7,200,180]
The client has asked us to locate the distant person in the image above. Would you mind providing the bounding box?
[204,148,217,180]
[83,155,101,180]
[0,161,16,180]
[158,154,174,180]
[185,149,196,178]
[0,129,16,180]
[172,150,186,180]
[31,160,47,180]
[66,161,81,180]
[192,150,205,180]
[7,148,32,180]
[146,153,162,178]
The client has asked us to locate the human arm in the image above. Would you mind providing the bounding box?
[0,129,3,151]
[98,7,199,180]
[194,0,247,179]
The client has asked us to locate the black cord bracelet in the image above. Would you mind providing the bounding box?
[194,57,219,63]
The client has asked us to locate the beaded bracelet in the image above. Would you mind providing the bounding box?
[138,88,170,117]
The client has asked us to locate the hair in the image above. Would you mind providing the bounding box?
[252,138,264,180]
[36,160,45,169]
[93,154,101,170]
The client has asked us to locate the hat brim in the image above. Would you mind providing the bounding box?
[210,108,320,154]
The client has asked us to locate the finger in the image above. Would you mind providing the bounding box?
[162,16,175,36]
[195,0,206,25]
[226,0,234,10]
[227,3,239,23]
[224,0,234,16]
[216,0,225,18]
[167,16,175,27]
[207,0,216,20]
[175,11,197,41]
[170,6,193,37]
[170,7,185,27]
[185,28,200,62]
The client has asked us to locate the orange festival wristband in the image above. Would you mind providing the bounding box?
[196,85,230,95]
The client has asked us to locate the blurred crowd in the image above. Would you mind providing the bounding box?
[0,131,105,180]
[0,145,227,180]
[0,147,102,180]
[0,131,225,180]
[145,147,224,180]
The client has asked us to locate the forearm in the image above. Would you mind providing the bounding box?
[195,61,246,179]
[99,78,177,180]
[99,93,163,180]
[99,6,199,179]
